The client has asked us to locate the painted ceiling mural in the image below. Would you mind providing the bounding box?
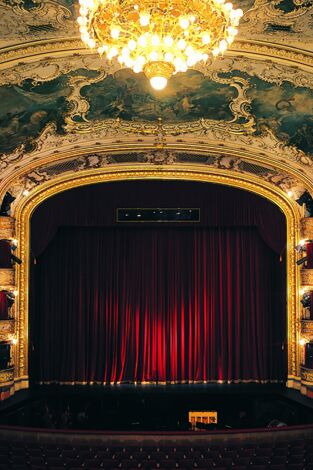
[1,66,313,155]
[1,0,313,200]
[81,69,237,123]
[0,76,70,153]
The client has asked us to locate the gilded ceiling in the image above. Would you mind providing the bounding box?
[1,0,313,208]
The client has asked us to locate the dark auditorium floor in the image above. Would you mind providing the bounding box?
[1,384,313,432]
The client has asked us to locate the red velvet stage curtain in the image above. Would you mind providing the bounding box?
[32,226,285,383]
[0,292,8,320]
[306,242,313,269]
[31,181,286,257]
[0,240,11,268]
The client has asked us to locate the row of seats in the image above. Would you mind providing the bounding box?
[0,439,313,469]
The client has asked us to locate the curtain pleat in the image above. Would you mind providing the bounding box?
[32,226,286,383]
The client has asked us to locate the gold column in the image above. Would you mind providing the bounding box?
[299,218,313,395]
[0,216,16,399]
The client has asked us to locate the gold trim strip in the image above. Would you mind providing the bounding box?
[38,380,284,385]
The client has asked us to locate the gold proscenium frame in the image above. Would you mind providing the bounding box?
[11,165,300,391]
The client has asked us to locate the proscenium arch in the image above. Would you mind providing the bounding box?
[12,164,300,391]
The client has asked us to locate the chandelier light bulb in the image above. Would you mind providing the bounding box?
[152,35,160,46]
[164,36,173,46]
[202,33,211,45]
[111,28,120,39]
[178,39,187,50]
[164,52,173,62]
[179,18,190,29]
[78,0,244,89]
[140,14,150,26]
[150,76,168,90]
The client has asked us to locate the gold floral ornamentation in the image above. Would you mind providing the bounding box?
[300,269,313,287]
[0,368,14,386]
[0,216,15,239]
[301,366,313,384]
[1,39,313,72]
[300,218,313,240]
[301,320,313,339]
[0,320,15,341]
[0,268,15,290]
[13,165,299,388]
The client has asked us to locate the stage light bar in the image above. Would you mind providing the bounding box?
[117,208,200,222]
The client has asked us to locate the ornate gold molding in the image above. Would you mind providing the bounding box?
[232,40,313,70]
[300,269,313,286]
[0,216,15,239]
[301,366,313,385]
[0,320,15,341]
[1,39,313,73]
[301,218,313,240]
[13,164,299,386]
[0,269,15,290]
[0,368,14,387]
[301,320,313,339]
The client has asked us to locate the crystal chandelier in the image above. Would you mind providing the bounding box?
[77,0,243,90]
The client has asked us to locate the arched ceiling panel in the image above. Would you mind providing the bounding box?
[0,0,313,200]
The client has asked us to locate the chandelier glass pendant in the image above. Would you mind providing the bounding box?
[78,0,243,90]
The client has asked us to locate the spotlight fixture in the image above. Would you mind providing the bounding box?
[296,190,313,216]
[0,192,15,216]
[296,256,307,266]
[301,292,311,308]
[10,253,22,265]
[77,0,244,90]
[6,291,15,308]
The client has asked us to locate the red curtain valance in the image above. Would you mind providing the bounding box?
[31,181,286,257]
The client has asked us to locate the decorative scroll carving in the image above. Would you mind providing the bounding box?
[0,216,15,239]
[301,365,313,384]
[14,150,301,195]
[0,320,15,341]
[240,0,313,41]
[300,269,313,286]
[0,269,15,289]
[64,69,255,134]
[143,150,177,165]
[0,367,14,386]
[300,218,313,239]
[0,0,74,41]
[3,52,313,93]
[301,320,313,339]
